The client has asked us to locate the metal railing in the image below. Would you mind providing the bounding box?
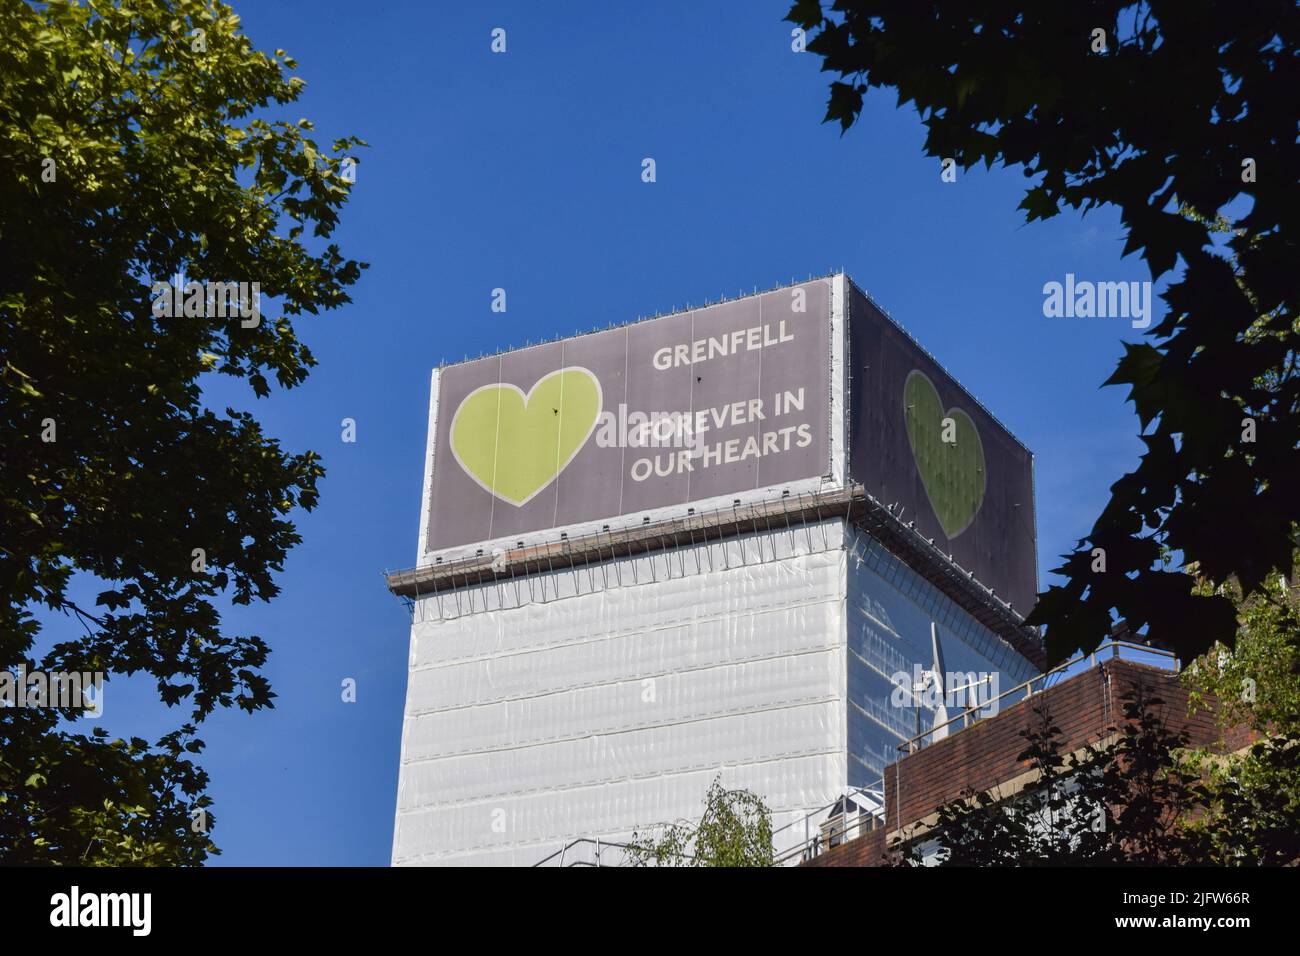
[531,781,888,867]
[771,782,887,865]
[896,638,1178,756]
[532,837,646,867]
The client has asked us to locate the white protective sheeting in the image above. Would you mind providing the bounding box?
[393,519,851,866]
[391,517,1040,866]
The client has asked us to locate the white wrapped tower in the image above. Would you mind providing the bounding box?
[387,274,1042,865]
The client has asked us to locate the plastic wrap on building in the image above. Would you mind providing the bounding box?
[394,520,848,866]
[392,517,1038,866]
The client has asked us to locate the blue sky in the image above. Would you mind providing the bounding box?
[55,1,1165,865]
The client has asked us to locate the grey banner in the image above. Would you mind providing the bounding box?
[426,280,831,551]
[847,282,1038,615]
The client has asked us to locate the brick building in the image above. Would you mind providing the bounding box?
[801,653,1253,867]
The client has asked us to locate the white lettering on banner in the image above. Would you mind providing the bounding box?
[652,321,795,370]
[629,422,813,481]
[627,385,813,481]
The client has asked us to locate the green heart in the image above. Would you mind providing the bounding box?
[450,368,602,507]
[904,370,986,538]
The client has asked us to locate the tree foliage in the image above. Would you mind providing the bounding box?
[1185,562,1300,735]
[0,716,215,864]
[1181,565,1300,863]
[0,0,364,862]
[788,0,1299,665]
[625,776,775,867]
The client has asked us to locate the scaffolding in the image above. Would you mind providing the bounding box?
[386,482,1045,669]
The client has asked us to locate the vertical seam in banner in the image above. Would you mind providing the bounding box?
[756,293,763,495]
[552,346,564,530]
[685,308,695,506]
[752,294,766,566]
[683,309,699,650]
[616,326,628,519]
[487,356,502,541]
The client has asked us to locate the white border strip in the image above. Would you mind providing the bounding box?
[830,272,847,488]
[416,367,441,567]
